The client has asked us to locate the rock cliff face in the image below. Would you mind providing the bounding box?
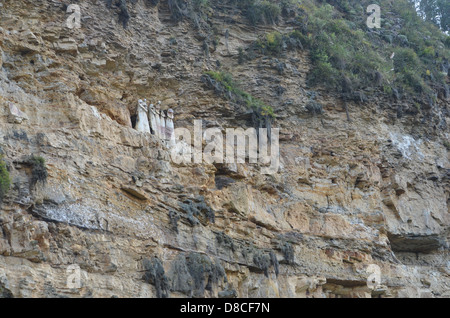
[0,0,448,298]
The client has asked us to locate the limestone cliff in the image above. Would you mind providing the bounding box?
[0,0,448,298]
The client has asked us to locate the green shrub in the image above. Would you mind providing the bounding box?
[0,157,11,203]
[106,0,130,28]
[445,36,450,48]
[255,31,284,55]
[289,30,309,44]
[421,46,436,58]
[252,29,306,57]
[168,0,211,26]
[264,31,283,51]
[309,60,339,86]
[260,0,449,102]
[168,0,187,21]
[236,0,281,25]
[397,70,426,93]
[204,71,275,117]
[444,141,450,150]
[259,1,281,24]
[394,48,421,72]
[30,156,48,188]
[205,71,235,91]
[283,2,390,93]
[193,0,210,11]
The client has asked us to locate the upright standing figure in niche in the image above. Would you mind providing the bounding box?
[155,102,162,139]
[165,109,176,147]
[160,109,167,141]
[135,100,151,134]
[148,103,157,136]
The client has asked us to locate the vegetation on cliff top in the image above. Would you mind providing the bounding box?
[412,0,449,32]
[236,0,449,104]
[107,0,448,109]
[302,0,448,102]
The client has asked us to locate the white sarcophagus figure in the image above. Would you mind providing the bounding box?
[165,109,176,147]
[135,100,151,134]
[148,103,158,136]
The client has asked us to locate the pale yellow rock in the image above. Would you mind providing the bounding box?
[0,0,447,299]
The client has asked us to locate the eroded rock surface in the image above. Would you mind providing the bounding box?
[0,0,448,298]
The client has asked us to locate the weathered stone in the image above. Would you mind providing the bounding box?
[0,0,447,299]
[7,103,28,124]
[53,38,78,55]
[121,187,148,201]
